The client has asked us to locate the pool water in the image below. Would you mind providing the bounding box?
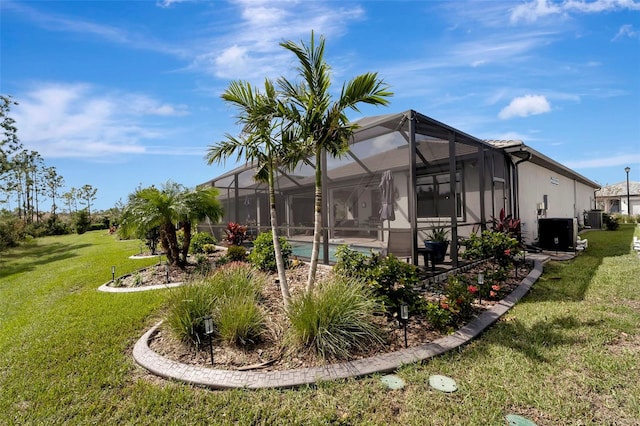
[289,242,379,263]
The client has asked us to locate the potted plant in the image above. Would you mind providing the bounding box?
[424,225,450,263]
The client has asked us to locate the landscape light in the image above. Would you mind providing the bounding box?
[111,266,116,282]
[204,315,214,365]
[165,264,170,284]
[478,272,485,304]
[400,303,409,348]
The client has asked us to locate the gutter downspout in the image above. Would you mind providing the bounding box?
[512,150,532,219]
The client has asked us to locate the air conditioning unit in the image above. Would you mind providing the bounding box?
[538,218,578,251]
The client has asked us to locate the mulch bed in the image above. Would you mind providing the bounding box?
[119,250,531,372]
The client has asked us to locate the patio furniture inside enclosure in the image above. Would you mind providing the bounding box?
[198,110,514,266]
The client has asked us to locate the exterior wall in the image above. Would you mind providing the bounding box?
[517,161,597,244]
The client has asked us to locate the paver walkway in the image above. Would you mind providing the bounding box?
[133,254,553,389]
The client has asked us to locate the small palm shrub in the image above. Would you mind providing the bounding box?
[334,246,421,315]
[287,277,385,360]
[248,231,292,272]
[190,232,217,254]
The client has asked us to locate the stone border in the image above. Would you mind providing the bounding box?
[98,281,184,293]
[132,257,544,389]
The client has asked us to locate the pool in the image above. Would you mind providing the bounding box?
[289,241,380,263]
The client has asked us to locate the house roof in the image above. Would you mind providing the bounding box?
[201,111,600,192]
[595,181,640,197]
[485,140,600,189]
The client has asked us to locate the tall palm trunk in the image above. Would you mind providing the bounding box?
[268,159,291,311]
[306,146,323,294]
[161,222,181,266]
[181,221,192,263]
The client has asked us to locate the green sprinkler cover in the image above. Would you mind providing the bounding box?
[505,414,537,426]
[428,374,457,392]
[380,374,406,390]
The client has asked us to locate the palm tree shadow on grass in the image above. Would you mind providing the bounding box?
[521,226,635,303]
[0,242,90,279]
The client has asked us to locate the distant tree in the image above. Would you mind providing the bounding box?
[0,96,23,190]
[62,189,75,215]
[45,167,64,215]
[78,184,97,218]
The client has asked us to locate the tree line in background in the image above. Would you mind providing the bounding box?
[1,95,105,250]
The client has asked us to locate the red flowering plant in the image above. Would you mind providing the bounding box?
[439,275,476,321]
[224,222,248,246]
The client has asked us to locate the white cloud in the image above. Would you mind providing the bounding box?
[498,95,551,119]
[510,0,562,23]
[564,153,640,169]
[12,83,190,159]
[156,0,191,8]
[613,24,639,40]
[189,2,365,81]
[511,0,640,23]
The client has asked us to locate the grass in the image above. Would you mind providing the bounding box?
[1,226,639,424]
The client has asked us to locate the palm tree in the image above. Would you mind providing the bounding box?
[207,79,303,311]
[278,32,392,293]
[119,181,223,267]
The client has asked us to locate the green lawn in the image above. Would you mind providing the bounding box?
[1,226,639,425]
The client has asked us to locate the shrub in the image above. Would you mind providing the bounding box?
[423,302,453,331]
[165,280,218,347]
[216,296,265,346]
[73,210,91,234]
[603,212,619,231]
[45,214,70,236]
[224,222,247,246]
[202,243,217,254]
[0,212,25,250]
[164,263,266,348]
[287,277,385,360]
[248,231,292,272]
[209,263,265,346]
[441,274,475,319]
[194,254,213,277]
[190,232,217,254]
[334,246,421,315]
[211,262,265,301]
[226,245,247,262]
[23,221,47,238]
[462,230,520,267]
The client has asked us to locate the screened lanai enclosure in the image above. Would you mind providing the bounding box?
[198,110,515,266]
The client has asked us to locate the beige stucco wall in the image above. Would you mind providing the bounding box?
[517,161,596,244]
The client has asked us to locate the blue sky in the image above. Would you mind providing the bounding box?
[1,0,639,212]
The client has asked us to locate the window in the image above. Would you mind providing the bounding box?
[417,172,462,218]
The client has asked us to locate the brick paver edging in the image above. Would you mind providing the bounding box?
[98,281,184,293]
[133,259,544,389]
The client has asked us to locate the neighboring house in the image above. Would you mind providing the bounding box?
[199,110,599,265]
[595,181,640,216]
